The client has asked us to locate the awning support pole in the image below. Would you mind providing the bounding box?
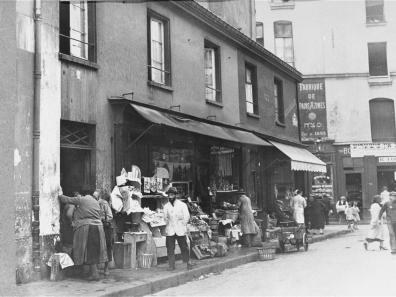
[124,124,156,151]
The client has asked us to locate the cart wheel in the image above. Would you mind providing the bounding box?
[303,233,309,251]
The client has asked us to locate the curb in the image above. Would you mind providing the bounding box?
[100,229,351,297]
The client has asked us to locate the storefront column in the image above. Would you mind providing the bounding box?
[363,155,377,218]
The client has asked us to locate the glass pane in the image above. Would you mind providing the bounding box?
[205,87,216,101]
[275,38,285,60]
[246,68,252,83]
[274,22,292,37]
[69,1,88,59]
[245,83,253,103]
[246,101,254,114]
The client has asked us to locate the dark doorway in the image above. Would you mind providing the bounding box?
[345,173,362,206]
[377,168,396,192]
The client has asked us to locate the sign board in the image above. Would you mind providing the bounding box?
[350,143,396,158]
[378,156,396,163]
[298,79,328,142]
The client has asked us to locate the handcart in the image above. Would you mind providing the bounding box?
[272,200,309,252]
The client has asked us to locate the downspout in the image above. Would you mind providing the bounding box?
[32,0,41,273]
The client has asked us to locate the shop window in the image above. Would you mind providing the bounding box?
[245,63,258,115]
[368,42,388,76]
[59,1,96,61]
[209,146,240,192]
[274,77,285,125]
[204,40,222,103]
[256,22,264,46]
[274,21,294,67]
[366,0,384,23]
[148,11,171,86]
[369,98,396,142]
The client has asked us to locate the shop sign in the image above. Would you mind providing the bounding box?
[378,156,396,163]
[350,143,396,158]
[298,78,328,142]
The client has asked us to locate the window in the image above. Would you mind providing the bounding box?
[274,21,294,66]
[148,11,171,86]
[245,64,258,115]
[369,98,396,142]
[366,0,384,23]
[270,0,295,9]
[256,22,264,46]
[274,78,285,124]
[204,41,221,102]
[368,42,388,76]
[59,1,96,61]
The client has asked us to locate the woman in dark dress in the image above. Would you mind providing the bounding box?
[310,195,326,234]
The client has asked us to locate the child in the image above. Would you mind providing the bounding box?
[351,201,360,230]
[345,202,355,230]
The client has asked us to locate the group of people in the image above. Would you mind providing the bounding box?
[290,190,330,235]
[335,196,360,230]
[58,188,114,281]
[364,186,396,254]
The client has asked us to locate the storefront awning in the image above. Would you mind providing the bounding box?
[268,140,327,173]
[130,104,271,147]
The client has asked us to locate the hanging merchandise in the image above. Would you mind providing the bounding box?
[150,177,157,193]
[127,165,142,189]
[143,177,151,193]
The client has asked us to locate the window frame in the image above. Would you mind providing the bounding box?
[245,63,258,116]
[368,42,388,77]
[274,77,285,125]
[204,40,222,103]
[273,21,295,67]
[59,1,96,63]
[147,10,171,87]
[365,0,385,24]
[369,98,396,142]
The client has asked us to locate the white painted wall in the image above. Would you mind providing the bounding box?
[256,0,396,143]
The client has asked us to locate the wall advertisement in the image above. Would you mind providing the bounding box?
[298,78,328,142]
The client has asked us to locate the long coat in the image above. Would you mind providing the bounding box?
[310,198,326,229]
[238,195,256,234]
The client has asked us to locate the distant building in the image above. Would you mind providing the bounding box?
[256,0,396,216]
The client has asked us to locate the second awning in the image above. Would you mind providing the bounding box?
[131,104,271,147]
[268,140,327,173]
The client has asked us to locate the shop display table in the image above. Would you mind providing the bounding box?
[123,232,148,269]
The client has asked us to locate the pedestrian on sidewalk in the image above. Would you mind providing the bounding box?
[336,196,348,225]
[238,193,258,247]
[351,201,360,230]
[378,191,396,254]
[345,202,355,230]
[93,189,114,276]
[290,189,307,226]
[163,187,195,270]
[364,195,386,251]
[380,186,390,205]
[58,187,108,281]
[309,195,326,235]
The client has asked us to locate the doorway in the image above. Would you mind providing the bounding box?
[345,173,362,206]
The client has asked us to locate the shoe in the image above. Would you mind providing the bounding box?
[363,242,368,251]
[167,266,176,271]
[103,270,110,276]
[187,262,197,270]
[87,275,100,281]
[380,246,388,251]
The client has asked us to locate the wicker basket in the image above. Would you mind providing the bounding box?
[257,248,275,261]
[138,253,153,269]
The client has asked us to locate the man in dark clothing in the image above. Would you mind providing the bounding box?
[379,191,396,254]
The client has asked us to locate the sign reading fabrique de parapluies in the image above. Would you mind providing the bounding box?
[298,79,328,142]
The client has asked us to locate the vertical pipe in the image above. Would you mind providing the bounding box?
[32,0,41,273]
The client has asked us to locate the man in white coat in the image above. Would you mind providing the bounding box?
[290,189,307,225]
[163,187,195,270]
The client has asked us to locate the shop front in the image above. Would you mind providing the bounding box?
[335,143,396,218]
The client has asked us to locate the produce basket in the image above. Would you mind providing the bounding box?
[225,210,239,222]
[138,253,153,269]
[257,248,276,261]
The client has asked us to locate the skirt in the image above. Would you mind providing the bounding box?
[73,224,108,265]
[367,223,384,241]
[103,224,114,262]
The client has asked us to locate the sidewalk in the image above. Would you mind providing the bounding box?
[12,224,354,297]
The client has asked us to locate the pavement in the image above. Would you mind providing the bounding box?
[11,224,353,297]
[150,224,396,296]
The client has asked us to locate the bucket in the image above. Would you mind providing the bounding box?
[257,248,275,261]
[114,242,132,269]
[138,253,153,269]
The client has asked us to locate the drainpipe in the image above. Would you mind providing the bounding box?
[32,0,41,273]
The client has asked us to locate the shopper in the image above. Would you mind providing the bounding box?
[238,193,257,247]
[351,201,360,230]
[58,188,108,281]
[336,196,348,224]
[290,189,307,225]
[380,186,390,205]
[309,195,326,234]
[93,189,114,276]
[345,202,355,230]
[378,191,396,254]
[163,187,195,270]
[363,195,386,251]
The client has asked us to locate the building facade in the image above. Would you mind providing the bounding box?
[256,0,396,216]
[4,0,326,284]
